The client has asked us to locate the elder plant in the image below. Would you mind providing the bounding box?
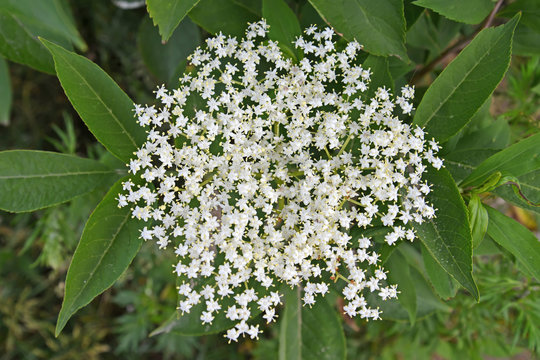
[119,22,442,340]
[0,0,539,356]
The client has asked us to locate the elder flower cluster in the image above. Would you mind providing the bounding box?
[118,20,442,342]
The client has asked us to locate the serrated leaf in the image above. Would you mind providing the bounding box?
[468,194,488,248]
[263,0,302,60]
[56,176,144,336]
[486,206,540,280]
[138,16,200,84]
[0,57,11,125]
[189,0,259,37]
[41,39,146,163]
[0,150,116,212]
[461,132,540,188]
[411,166,479,299]
[413,0,493,24]
[308,0,407,59]
[413,15,519,142]
[421,244,458,299]
[279,288,346,360]
[146,0,200,42]
[511,24,540,56]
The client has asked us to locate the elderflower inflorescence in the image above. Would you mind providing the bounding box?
[118,20,443,342]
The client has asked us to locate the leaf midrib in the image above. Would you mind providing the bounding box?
[422,209,475,296]
[417,27,508,127]
[0,170,114,179]
[53,48,138,150]
[464,134,540,185]
[444,159,475,170]
[63,211,130,319]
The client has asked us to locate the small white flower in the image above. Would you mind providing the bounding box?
[119,20,442,337]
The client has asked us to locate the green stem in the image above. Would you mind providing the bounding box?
[337,134,353,157]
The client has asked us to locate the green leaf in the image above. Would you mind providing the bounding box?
[498,0,540,33]
[235,0,262,16]
[411,166,479,299]
[308,0,407,59]
[461,132,540,188]
[456,118,511,151]
[0,10,55,74]
[386,251,416,324]
[263,0,302,60]
[413,15,519,142]
[41,39,147,163]
[407,12,463,63]
[406,12,442,52]
[444,149,499,183]
[468,194,488,248]
[362,55,394,98]
[0,57,11,125]
[299,2,326,29]
[421,244,458,299]
[494,170,540,214]
[486,206,540,280]
[138,16,200,84]
[511,25,540,56]
[279,288,346,360]
[404,0,424,29]
[498,0,540,56]
[368,265,450,321]
[0,0,86,50]
[56,176,144,336]
[146,0,200,42]
[0,0,86,73]
[189,0,259,38]
[413,0,493,24]
[0,150,115,212]
[388,56,415,79]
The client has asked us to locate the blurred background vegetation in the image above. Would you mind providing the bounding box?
[1,0,539,359]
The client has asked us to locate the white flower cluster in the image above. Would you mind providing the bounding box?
[118,20,442,342]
